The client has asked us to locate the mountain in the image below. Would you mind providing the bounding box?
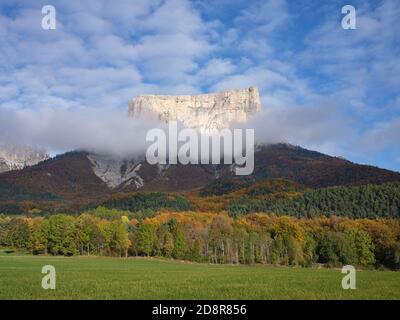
[0,144,49,173]
[252,143,400,188]
[128,87,260,131]
[0,143,399,214]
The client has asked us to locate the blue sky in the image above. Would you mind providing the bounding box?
[0,0,399,170]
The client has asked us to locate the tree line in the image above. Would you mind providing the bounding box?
[0,191,194,215]
[100,192,193,212]
[1,209,400,269]
[228,182,400,219]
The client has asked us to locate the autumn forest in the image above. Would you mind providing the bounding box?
[1,179,400,270]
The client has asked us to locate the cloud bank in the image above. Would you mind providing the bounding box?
[0,107,167,157]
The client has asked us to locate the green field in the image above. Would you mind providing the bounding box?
[0,253,399,299]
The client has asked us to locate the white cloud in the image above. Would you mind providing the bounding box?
[299,0,400,110]
[196,58,236,84]
[0,0,217,112]
[360,117,400,153]
[0,106,167,157]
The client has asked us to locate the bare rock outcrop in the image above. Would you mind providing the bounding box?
[128,87,260,131]
[0,144,49,173]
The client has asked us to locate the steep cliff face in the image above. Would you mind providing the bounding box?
[0,144,49,173]
[87,154,144,189]
[128,87,261,131]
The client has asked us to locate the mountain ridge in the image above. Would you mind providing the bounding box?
[0,143,399,215]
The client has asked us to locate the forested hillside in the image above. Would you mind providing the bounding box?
[1,144,400,214]
[100,192,193,212]
[228,182,400,218]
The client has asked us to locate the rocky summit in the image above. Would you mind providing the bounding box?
[128,87,261,131]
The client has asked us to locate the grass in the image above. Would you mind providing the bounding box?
[0,252,399,299]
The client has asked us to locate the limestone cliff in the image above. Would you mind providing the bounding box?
[128,87,260,131]
[0,144,49,173]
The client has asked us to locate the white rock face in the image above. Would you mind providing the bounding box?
[87,154,144,189]
[0,144,49,173]
[128,87,260,131]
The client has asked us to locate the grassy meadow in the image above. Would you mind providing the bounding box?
[0,251,399,300]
